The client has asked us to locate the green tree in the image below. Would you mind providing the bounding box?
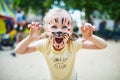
[12,0,120,20]
[64,0,120,20]
[12,0,54,18]
[64,0,102,18]
[98,0,120,20]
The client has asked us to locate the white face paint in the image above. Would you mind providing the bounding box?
[47,13,73,51]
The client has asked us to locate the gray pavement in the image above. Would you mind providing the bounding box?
[0,40,120,80]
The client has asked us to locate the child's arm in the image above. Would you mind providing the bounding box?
[15,22,42,54]
[80,23,107,49]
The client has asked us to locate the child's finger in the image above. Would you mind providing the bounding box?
[65,33,69,37]
[89,25,95,31]
[31,22,35,24]
[31,22,35,27]
[64,34,69,41]
[85,23,91,26]
[35,22,40,26]
[37,25,42,32]
[38,24,42,28]
[84,23,92,30]
[28,24,34,29]
[80,25,85,32]
[85,23,96,31]
[31,22,35,28]
[34,22,41,30]
[86,26,90,30]
[92,26,96,31]
[28,24,31,28]
[63,33,68,38]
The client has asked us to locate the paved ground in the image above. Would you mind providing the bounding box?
[0,40,120,80]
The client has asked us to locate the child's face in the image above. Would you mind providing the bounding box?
[47,12,73,50]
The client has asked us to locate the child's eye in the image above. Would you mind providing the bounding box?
[62,26,67,29]
[51,26,57,29]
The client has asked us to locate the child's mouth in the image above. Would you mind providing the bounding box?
[55,38,63,44]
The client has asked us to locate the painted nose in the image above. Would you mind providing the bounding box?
[57,31,62,34]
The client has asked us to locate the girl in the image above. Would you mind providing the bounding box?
[15,8,107,80]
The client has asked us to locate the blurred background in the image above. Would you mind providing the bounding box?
[0,0,120,80]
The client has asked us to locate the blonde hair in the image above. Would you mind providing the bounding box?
[43,8,73,28]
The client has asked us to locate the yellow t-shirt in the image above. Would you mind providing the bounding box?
[34,38,82,80]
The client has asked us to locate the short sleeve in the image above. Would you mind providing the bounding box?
[29,38,48,54]
[72,38,82,53]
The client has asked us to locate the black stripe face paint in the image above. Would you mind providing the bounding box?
[62,18,64,24]
[55,18,57,23]
[67,21,70,25]
[55,17,58,23]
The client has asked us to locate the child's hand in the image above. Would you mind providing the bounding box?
[28,22,42,41]
[80,23,95,40]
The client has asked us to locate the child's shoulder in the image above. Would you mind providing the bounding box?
[31,38,49,46]
[38,38,49,43]
[68,38,82,47]
[71,38,82,43]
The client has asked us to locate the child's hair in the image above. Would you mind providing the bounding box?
[41,8,79,40]
[43,8,74,27]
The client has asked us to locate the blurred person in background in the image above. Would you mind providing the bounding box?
[11,7,26,57]
[87,16,94,25]
[99,19,107,39]
[113,19,120,42]
[14,7,26,43]
[0,44,3,50]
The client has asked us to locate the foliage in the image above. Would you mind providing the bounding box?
[12,0,53,16]
[64,0,120,20]
[98,0,120,20]
[11,0,120,20]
